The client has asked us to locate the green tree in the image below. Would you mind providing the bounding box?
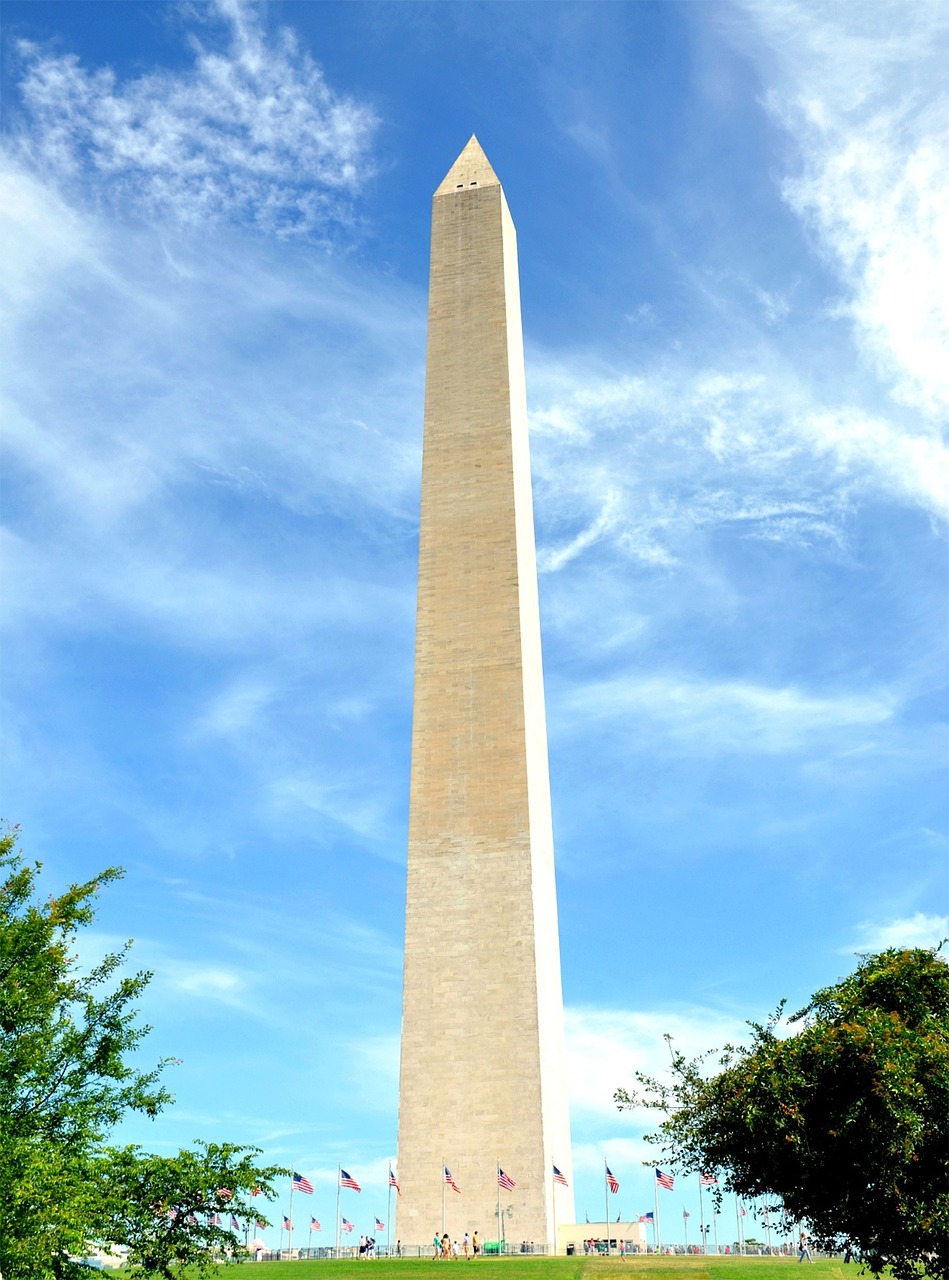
[617,948,949,1280]
[0,827,282,1276]
[96,1141,282,1277]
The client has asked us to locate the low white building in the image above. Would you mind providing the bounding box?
[556,1221,647,1254]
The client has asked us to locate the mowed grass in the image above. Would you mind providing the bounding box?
[195,1258,852,1280]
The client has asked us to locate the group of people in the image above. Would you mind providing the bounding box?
[433,1231,478,1259]
[357,1236,378,1258]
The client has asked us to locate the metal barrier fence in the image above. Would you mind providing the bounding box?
[253,1242,556,1261]
[249,1242,827,1262]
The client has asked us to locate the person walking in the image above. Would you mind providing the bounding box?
[798,1232,813,1263]
[434,1232,442,1260]
[463,1233,471,1260]
[472,1231,479,1257]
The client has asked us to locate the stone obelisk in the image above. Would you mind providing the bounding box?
[396,137,574,1251]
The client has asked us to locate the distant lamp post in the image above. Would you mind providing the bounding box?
[494,1204,514,1252]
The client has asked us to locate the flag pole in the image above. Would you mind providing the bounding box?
[735,1198,740,1256]
[336,1164,342,1259]
[655,1174,661,1255]
[442,1158,446,1237]
[551,1165,557,1258]
[604,1161,610,1256]
[496,1159,502,1256]
[308,1221,313,1258]
[387,1167,393,1258]
[713,1207,720,1256]
[699,1180,706,1255]
[287,1177,295,1261]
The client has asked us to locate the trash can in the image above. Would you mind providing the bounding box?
[566,1244,575,1256]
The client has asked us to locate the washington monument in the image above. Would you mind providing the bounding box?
[395,138,574,1250]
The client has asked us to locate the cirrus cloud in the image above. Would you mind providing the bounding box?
[11,0,378,236]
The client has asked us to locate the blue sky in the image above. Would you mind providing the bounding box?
[1,0,946,1249]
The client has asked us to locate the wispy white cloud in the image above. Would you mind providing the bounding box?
[0,169,424,649]
[566,1005,750,1122]
[558,673,895,755]
[530,358,947,579]
[78,929,261,1015]
[165,962,252,1009]
[539,489,622,573]
[730,0,949,415]
[844,912,949,953]
[11,0,378,235]
[0,165,97,316]
[193,678,276,738]
[528,4,947,587]
[343,1032,401,1116]
[267,772,396,848]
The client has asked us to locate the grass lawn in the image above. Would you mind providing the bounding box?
[194,1258,852,1280]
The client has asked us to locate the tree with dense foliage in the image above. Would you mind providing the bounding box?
[96,1141,281,1277]
[0,826,283,1277]
[617,947,949,1280]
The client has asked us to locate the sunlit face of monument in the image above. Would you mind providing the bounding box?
[395,137,574,1250]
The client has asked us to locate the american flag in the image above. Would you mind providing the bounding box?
[217,1187,233,1200]
[293,1173,314,1195]
[340,1169,362,1192]
[639,1212,654,1223]
[375,1217,385,1231]
[699,1173,718,1187]
[389,1167,402,1196]
[256,1219,267,1229]
[283,1215,293,1230]
[251,1186,261,1197]
[230,1215,240,1232]
[342,1218,354,1233]
[606,1166,620,1194]
[444,1167,461,1194]
[553,1165,569,1187]
[683,1209,690,1219]
[497,1168,516,1191]
[656,1169,674,1191]
[311,1218,321,1231]
[186,1214,197,1225]
[210,1213,222,1227]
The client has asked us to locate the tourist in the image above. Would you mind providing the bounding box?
[798,1232,813,1264]
[463,1232,472,1260]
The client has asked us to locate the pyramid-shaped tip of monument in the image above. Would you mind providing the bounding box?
[435,135,501,196]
